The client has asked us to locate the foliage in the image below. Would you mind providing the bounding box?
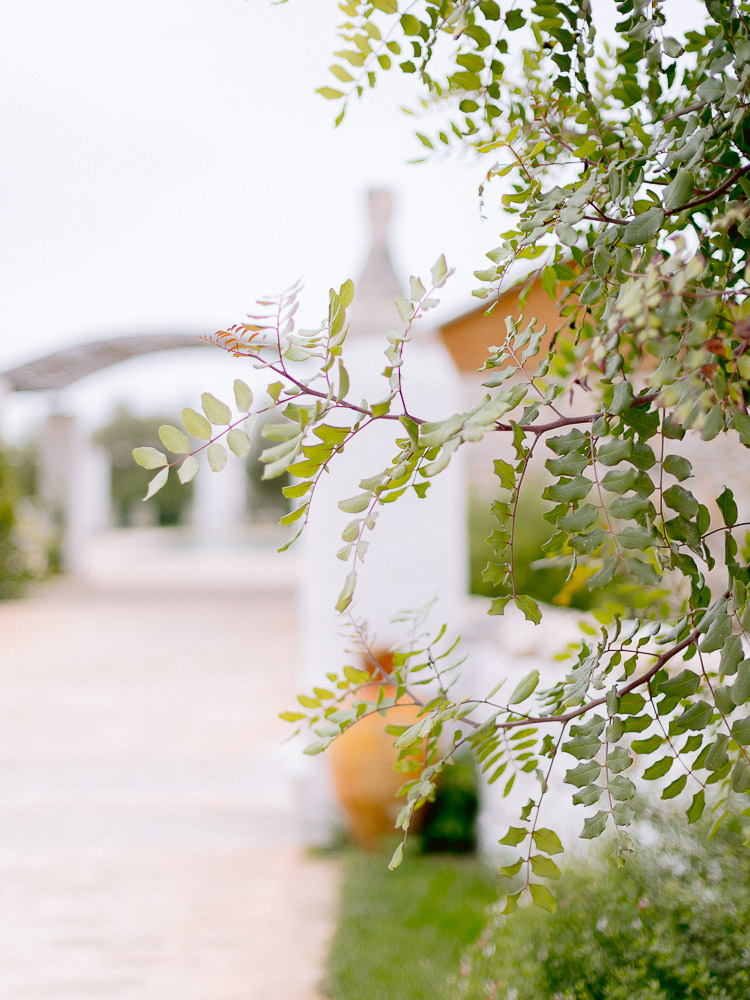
[136,1,750,909]
[95,405,194,526]
[323,848,498,1000]
[457,803,750,999]
[468,485,571,605]
[0,444,54,597]
[420,750,480,853]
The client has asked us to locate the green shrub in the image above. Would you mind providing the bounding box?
[458,805,750,1000]
[420,752,479,855]
[468,485,567,605]
[94,405,194,526]
[0,445,53,597]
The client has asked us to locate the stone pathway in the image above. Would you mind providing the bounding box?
[0,529,338,999]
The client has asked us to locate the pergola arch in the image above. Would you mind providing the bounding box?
[1,333,210,393]
[0,333,242,572]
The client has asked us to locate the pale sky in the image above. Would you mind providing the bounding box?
[0,0,703,436]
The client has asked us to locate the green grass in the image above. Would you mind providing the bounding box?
[322,848,498,1000]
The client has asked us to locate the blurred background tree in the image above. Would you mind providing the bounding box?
[94,405,195,527]
[0,442,55,598]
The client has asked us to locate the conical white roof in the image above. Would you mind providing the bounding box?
[348,189,403,341]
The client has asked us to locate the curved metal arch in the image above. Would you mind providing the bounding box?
[1,333,212,393]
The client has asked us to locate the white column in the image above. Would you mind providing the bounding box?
[191,449,248,546]
[38,412,111,573]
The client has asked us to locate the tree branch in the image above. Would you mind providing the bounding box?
[493,598,728,733]
[665,163,750,215]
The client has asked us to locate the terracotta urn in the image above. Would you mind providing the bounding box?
[328,652,424,850]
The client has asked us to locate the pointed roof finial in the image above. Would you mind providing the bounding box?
[368,188,393,247]
[348,188,403,340]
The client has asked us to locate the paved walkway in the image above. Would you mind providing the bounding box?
[0,529,338,999]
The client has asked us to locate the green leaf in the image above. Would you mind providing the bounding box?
[631,734,662,754]
[178,455,199,484]
[732,410,750,446]
[529,882,557,913]
[732,661,750,705]
[619,693,645,715]
[336,571,357,613]
[338,493,372,514]
[663,484,699,518]
[338,358,349,399]
[182,407,212,440]
[661,455,691,484]
[717,486,738,527]
[643,755,673,780]
[207,442,227,472]
[605,746,632,773]
[158,424,190,454]
[543,476,593,503]
[626,557,660,586]
[559,504,599,532]
[532,828,564,855]
[608,775,636,801]
[565,760,601,787]
[501,890,522,914]
[581,810,608,839]
[731,715,750,745]
[316,86,344,100]
[579,279,603,306]
[662,774,687,799]
[133,447,167,470]
[617,525,653,549]
[601,467,637,493]
[597,438,632,465]
[658,669,700,698]
[227,428,251,458]
[143,467,169,500]
[731,758,750,793]
[234,379,253,412]
[701,404,724,440]
[498,859,523,879]
[514,595,542,625]
[721,636,744,676]
[343,665,370,684]
[498,826,527,846]
[201,392,232,425]
[664,169,694,211]
[675,700,712,731]
[542,265,557,298]
[529,853,561,879]
[621,207,664,246]
[507,669,539,705]
[493,458,515,489]
[563,734,601,761]
[431,254,449,288]
[279,710,306,723]
[698,614,732,653]
[686,789,705,824]
[587,556,617,590]
[609,494,652,519]
[705,734,729,771]
[593,246,611,278]
[330,63,353,83]
[610,381,634,415]
[280,503,308,526]
[572,783,603,806]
